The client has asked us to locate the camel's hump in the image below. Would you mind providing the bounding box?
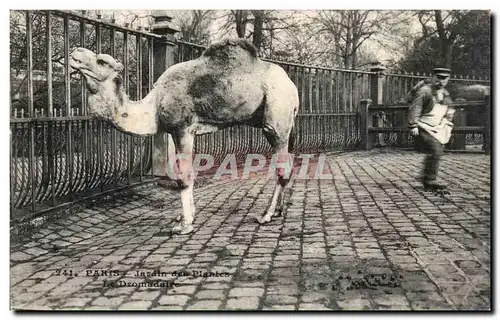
[201,39,258,61]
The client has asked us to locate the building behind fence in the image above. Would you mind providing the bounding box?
[10,10,491,221]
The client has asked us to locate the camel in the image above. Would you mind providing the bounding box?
[70,39,299,235]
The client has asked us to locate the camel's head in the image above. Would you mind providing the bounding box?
[70,47,124,93]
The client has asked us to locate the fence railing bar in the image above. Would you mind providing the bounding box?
[136,35,142,100]
[25,11,37,213]
[49,123,56,206]
[53,10,165,39]
[308,68,313,113]
[10,116,101,123]
[109,27,118,186]
[297,113,358,117]
[386,73,489,83]
[149,37,155,178]
[95,19,107,191]
[77,17,91,197]
[10,126,14,216]
[137,34,143,181]
[315,69,320,114]
[176,39,206,49]
[300,66,305,114]
[64,14,71,117]
[368,101,487,111]
[63,13,74,198]
[123,31,132,184]
[46,12,53,118]
[263,57,376,75]
[79,18,87,116]
[25,12,34,118]
[368,126,485,133]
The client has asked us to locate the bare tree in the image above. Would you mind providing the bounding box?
[313,10,410,69]
[219,10,299,57]
[170,10,214,44]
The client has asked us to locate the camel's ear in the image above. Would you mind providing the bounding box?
[114,62,124,72]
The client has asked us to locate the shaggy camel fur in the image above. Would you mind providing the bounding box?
[70,39,299,235]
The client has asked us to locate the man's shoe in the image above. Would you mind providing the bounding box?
[423,180,448,190]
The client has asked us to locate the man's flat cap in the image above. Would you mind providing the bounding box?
[432,67,451,76]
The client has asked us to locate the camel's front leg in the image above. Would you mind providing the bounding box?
[171,132,196,235]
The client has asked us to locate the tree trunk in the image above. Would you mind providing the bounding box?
[252,10,264,51]
[351,36,359,69]
[344,12,353,69]
[443,41,453,68]
[434,10,453,68]
[234,10,248,38]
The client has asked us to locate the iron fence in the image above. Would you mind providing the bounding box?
[10,12,491,220]
[383,71,490,106]
[360,98,491,153]
[10,10,158,221]
[379,72,490,149]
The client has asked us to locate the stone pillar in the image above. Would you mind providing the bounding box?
[370,62,386,105]
[484,95,491,154]
[150,13,179,177]
[359,99,374,150]
[447,107,467,151]
[369,63,387,147]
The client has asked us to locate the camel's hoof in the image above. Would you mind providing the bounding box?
[256,216,271,224]
[175,214,182,222]
[172,223,194,235]
[434,190,451,196]
[275,207,283,217]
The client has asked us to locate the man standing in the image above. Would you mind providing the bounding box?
[408,67,455,190]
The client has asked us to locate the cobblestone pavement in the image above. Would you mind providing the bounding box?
[10,150,491,311]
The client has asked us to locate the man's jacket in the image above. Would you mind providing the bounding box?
[407,82,455,144]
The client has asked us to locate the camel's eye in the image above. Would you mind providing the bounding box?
[97,59,107,66]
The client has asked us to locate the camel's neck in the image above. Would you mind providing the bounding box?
[87,81,158,136]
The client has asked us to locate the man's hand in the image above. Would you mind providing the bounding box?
[409,127,419,137]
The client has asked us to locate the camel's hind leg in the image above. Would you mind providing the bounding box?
[257,123,294,224]
[170,131,196,235]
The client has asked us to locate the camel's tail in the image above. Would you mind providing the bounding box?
[288,104,299,153]
[288,124,296,153]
